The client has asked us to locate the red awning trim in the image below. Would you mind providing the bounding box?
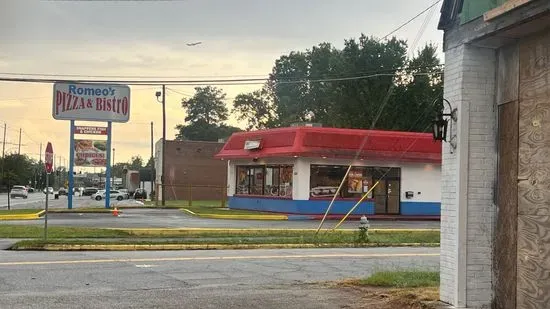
[215,126,442,164]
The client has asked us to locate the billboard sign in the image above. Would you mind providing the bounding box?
[74,139,107,167]
[53,83,131,122]
[75,126,108,135]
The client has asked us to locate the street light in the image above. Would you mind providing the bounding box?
[155,85,166,206]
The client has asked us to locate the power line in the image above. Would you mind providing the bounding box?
[380,0,442,41]
[0,71,442,86]
[0,64,443,83]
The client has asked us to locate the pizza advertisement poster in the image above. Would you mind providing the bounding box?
[74,139,107,167]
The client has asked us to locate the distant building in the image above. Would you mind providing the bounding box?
[154,139,227,201]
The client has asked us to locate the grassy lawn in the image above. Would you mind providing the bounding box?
[360,271,440,288]
[0,209,43,215]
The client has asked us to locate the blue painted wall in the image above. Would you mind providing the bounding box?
[400,201,441,216]
[228,196,441,216]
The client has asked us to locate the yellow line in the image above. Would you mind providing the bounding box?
[0,253,440,266]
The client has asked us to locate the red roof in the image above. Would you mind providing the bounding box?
[215,126,442,163]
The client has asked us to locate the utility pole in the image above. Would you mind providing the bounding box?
[150,121,155,202]
[161,85,166,206]
[155,86,166,206]
[17,128,21,155]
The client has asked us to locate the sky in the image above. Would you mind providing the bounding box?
[0,0,444,171]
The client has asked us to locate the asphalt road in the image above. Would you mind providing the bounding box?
[0,208,440,229]
[0,247,440,309]
[0,193,440,229]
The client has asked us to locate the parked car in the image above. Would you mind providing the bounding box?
[82,187,99,196]
[118,189,130,199]
[91,190,126,201]
[10,185,28,199]
[25,186,35,193]
[58,188,68,195]
[43,187,54,194]
[133,188,147,200]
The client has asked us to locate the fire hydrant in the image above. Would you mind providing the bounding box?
[357,215,370,243]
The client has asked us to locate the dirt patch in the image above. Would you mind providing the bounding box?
[323,282,441,309]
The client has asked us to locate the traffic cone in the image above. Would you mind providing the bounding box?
[112,207,119,217]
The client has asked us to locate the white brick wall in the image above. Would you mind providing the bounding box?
[440,44,496,308]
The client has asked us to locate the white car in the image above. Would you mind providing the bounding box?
[43,187,54,194]
[91,190,126,201]
[10,185,28,199]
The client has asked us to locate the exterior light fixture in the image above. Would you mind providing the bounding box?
[432,98,458,151]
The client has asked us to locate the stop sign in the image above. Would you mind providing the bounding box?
[45,142,54,174]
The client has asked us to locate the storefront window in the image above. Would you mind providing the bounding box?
[235,165,293,197]
[310,165,373,198]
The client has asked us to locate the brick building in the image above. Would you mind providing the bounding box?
[154,139,227,201]
[438,1,549,308]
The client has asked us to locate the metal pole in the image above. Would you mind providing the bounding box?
[113,148,115,166]
[105,122,112,209]
[68,121,75,209]
[18,128,21,155]
[1,123,5,193]
[44,172,49,240]
[161,84,166,206]
[150,121,154,201]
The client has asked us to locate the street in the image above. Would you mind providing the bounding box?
[0,207,440,230]
[0,247,439,309]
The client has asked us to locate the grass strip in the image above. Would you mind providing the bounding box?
[0,209,43,215]
[360,271,440,288]
[0,225,439,243]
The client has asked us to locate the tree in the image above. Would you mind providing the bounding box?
[129,156,143,170]
[232,88,277,130]
[233,34,443,132]
[176,86,241,141]
[182,86,228,125]
[176,120,241,142]
[0,154,36,190]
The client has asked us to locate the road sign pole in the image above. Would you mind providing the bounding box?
[68,120,75,209]
[44,172,49,241]
[44,142,53,241]
[105,122,112,209]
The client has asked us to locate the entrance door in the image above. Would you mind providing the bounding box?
[372,167,401,215]
[373,176,401,215]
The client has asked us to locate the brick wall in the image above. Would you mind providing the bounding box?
[156,140,227,201]
[440,44,497,308]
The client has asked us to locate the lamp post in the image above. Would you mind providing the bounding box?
[432,98,458,151]
[155,85,166,206]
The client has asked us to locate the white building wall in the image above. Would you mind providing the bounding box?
[293,158,310,200]
[400,163,441,202]
[440,43,497,308]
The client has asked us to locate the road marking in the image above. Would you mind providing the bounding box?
[0,253,439,267]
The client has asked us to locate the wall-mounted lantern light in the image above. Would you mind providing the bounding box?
[432,98,458,151]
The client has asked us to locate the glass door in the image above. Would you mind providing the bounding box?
[374,180,387,214]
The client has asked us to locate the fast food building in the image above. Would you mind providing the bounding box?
[214,126,442,217]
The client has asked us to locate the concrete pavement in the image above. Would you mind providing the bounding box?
[0,247,439,308]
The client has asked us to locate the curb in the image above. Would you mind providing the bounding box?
[0,210,45,220]
[181,209,288,221]
[12,242,441,251]
[110,227,440,233]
